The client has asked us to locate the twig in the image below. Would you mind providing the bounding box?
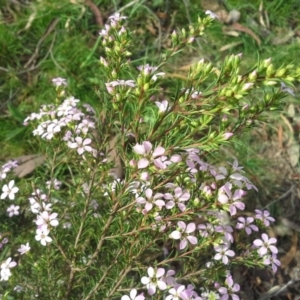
[24,18,60,68]
[116,0,146,13]
[263,185,295,209]
[83,248,124,300]
[258,279,300,300]
[85,0,103,26]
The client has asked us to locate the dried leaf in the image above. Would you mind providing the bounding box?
[13,154,45,178]
[226,10,241,24]
[287,104,295,118]
[107,135,123,179]
[280,232,298,269]
[271,30,294,45]
[219,42,243,52]
[287,143,299,167]
[228,22,261,45]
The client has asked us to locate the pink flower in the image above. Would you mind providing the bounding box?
[236,217,258,235]
[218,276,240,300]
[214,245,235,264]
[133,141,165,169]
[136,188,164,213]
[223,132,233,140]
[7,204,20,217]
[35,211,59,229]
[253,233,278,256]
[255,209,275,226]
[263,254,281,273]
[155,100,169,113]
[18,243,30,255]
[169,221,197,250]
[52,77,67,87]
[166,285,186,300]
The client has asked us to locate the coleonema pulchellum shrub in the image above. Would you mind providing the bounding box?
[0,11,299,300]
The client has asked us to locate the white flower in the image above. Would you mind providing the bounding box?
[0,257,17,281]
[108,13,127,21]
[166,285,186,300]
[35,228,52,246]
[141,267,167,295]
[121,289,145,300]
[205,10,219,19]
[68,137,93,155]
[18,243,30,255]
[0,268,12,281]
[1,180,19,200]
[1,257,17,270]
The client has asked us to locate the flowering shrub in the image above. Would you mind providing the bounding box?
[0,12,299,300]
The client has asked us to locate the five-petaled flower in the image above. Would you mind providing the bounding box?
[68,137,93,155]
[1,180,19,200]
[169,221,198,250]
[218,275,240,300]
[52,77,67,87]
[7,204,20,217]
[18,243,31,255]
[0,257,17,281]
[35,228,52,246]
[253,233,278,256]
[35,211,59,229]
[236,217,258,235]
[141,267,167,295]
[121,289,145,300]
[255,209,275,226]
[263,254,281,273]
[166,285,186,300]
[214,245,235,264]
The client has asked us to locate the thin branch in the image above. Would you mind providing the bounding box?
[85,0,103,26]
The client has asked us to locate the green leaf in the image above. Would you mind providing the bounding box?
[7,103,25,123]
[5,127,27,140]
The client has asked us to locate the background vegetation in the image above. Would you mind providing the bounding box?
[1,0,300,298]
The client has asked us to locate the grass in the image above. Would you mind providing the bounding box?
[0,0,299,195]
[1,2,300,299]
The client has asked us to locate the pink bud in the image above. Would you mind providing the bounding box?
[223,132,233,140]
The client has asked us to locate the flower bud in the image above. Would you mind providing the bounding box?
[143,83,150,91]
[262,58,271,68]
[248,70,257,81]
[264,80,277,86]
[137,76,144,86]
[266,64,274,77]
[99,56,108,67]
[129,159,136,167]
[241,82,254,91]
[223,132,233,140]
[275,68,286,77]
[193,198,200,206]
[222,115,228,122]
[111,69,118,79]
